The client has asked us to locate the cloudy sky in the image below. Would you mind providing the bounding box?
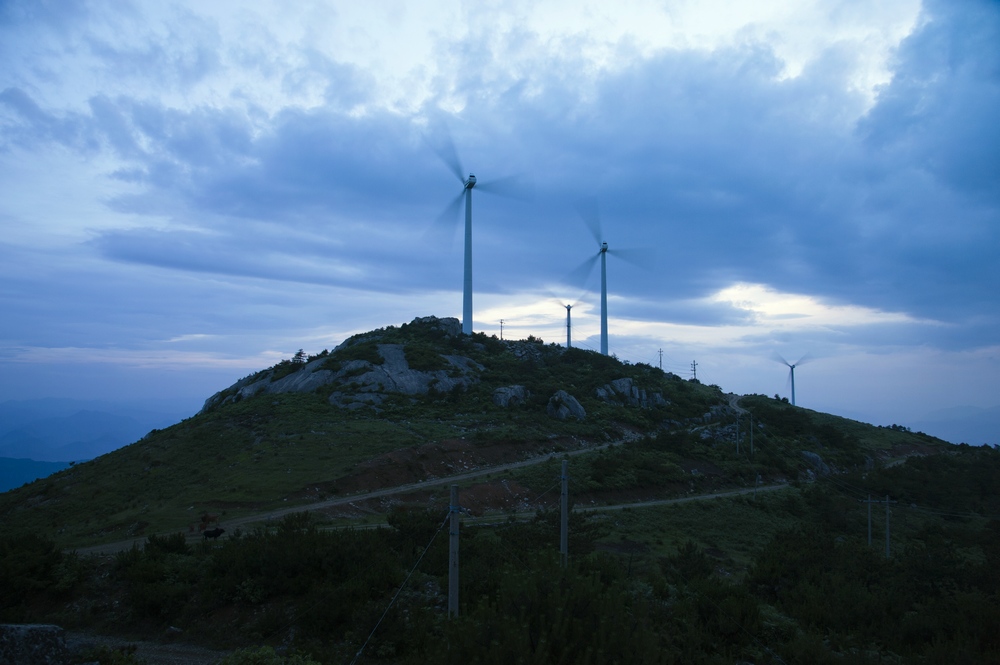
[1,0,997,440]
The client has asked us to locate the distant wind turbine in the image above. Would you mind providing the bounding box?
[774,353,810,406]
[430,130,531,335]
[566,203,651,356]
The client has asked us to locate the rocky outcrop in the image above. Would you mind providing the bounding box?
[0,624,67,665]
[493,385,530,407]
[595,377,667,408]
[546,390,586,421]
[200,319,484,413]
[801,451,831,476]
[410,315,462,338]
[343,345,480,396]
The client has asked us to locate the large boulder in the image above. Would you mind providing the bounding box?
[0,624,67,665]
[493,385,530,408]
[546,390,586,421]
[801,451,831,476]
[410,315,462,337]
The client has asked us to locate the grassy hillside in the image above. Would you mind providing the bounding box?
[0,318,948,549]
[5,316,994,663]
[2,446,998,664]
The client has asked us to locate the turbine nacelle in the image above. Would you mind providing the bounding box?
[600,241,608,254]
[464,174,477,189]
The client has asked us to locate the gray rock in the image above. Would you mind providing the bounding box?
[0,624,68,665]
[493,385,530,407]
[801,451,831,476]
[546,390,586,421]
[595,377,666,408]
[411,315,462,337]
[270,369,336,393]
[241,379,271,398]
[348,345,476,395]
[202,317,482,413]
[609,377,634,395]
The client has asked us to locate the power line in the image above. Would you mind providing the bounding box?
[351,512,449,665]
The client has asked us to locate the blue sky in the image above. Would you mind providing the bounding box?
[1,0,997,440]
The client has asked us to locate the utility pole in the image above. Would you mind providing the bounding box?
[860,495,876,547]
[560,460,568,567]
[691,360,698,381]
[885,494,897,559]
[859,494,896,556]
[658,348,663,371]
[499,319,504,341]
[750,415,754,457]
[448,485,460,618]
[735,415,740,455]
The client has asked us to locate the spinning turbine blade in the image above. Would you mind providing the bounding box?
[428,127,465,184]
[475,173,535,201]
[606,247,656,270]
[427,191,465,243]
[575,199,603,247]
[565,253,600,288]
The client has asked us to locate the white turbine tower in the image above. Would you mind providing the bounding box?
[775,354,810,406]
[564,303,573,348]
[431,131,529,335]
[567,204,649,356]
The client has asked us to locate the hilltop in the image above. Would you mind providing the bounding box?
[0,315,947,550]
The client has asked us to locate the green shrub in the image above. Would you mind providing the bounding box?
[404,343,449,371]
[216,646,320,665]
[74,644,147,665]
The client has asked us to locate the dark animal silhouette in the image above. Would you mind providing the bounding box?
[203,527,226,540]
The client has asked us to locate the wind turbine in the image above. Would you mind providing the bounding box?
[430,131,530,335]
[775,354,810,406]
[566,203,650,356]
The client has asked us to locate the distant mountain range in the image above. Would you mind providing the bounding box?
[0,398,196,491]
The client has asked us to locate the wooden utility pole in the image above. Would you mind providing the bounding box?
[448,485,460,618]
[885,494,897,559]
[860,495,875,547]
[859,494,896,556]
[560,460,569,567]
[868,494,873,546]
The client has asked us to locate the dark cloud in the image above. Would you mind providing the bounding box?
[860,0,1000,196]
[3,1,996,356]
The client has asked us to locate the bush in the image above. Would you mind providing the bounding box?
[217,646,320,665]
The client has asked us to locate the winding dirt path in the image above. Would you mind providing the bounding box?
[74,434,643,556]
